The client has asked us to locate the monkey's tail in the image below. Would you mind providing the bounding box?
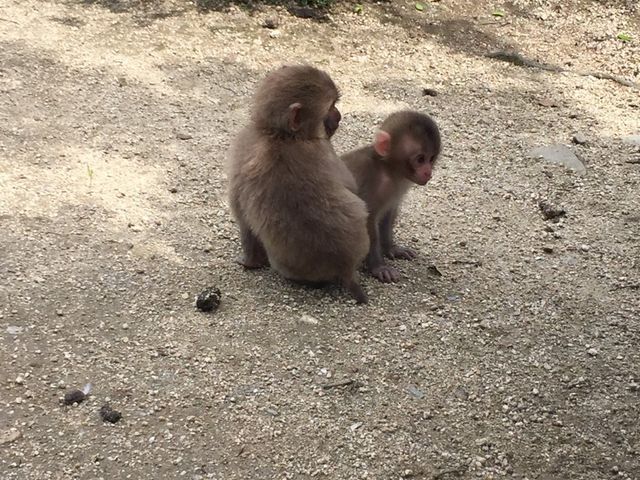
[342,275,368,305]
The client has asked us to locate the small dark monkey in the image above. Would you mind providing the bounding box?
[226,65,370,303]
[342,111,441,283]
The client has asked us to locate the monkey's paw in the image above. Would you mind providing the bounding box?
[386,245,417,260]
[371,265,400,283]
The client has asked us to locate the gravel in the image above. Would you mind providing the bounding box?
[0,0,638,479]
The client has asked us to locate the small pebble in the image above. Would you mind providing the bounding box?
[0,429,22,445]
[572,133,588,145]
[196,287,222,312]
[587,348,598,356]
[475,437,489,447]
[299,314,319,325]
[407,385,425,399]
[539,201,567,221]
[176,132,193,140]
[262,17,280,29]
[63,390,86,405]
[349,422,362,432]
[100,405,122,424]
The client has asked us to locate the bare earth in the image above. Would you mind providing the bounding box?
[1,0,639,478]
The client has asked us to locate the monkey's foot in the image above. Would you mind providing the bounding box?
[386,245,417,261]
[235,256,269,270]
[370,265,400,283]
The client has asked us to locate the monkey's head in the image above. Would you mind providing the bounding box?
[252,65,342,140]
[374,111,441,186]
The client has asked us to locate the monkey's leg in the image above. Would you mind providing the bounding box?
[366,215,400,283]
[236,221,270,269]
[379,208,417,261]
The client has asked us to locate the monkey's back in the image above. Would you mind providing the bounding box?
[229,133,369,282]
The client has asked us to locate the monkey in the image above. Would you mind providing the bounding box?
[341,110,441,283]
[226,65,370,304]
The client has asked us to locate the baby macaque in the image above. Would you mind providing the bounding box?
[341,111,441,283]
[226,65,370,303]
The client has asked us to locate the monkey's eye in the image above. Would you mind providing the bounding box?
[416,155,426,164]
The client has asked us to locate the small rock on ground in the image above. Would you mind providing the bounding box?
[528,144,586,175]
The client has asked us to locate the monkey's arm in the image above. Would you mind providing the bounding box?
[366,215,400,283]
[379,208,417,260]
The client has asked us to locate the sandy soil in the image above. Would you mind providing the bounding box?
[1,0,639,479]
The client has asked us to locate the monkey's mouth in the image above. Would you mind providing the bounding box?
[324,120,339,138]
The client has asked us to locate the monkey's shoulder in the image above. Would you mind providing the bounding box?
[341,146,377,166]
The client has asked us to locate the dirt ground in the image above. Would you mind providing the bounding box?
[1,0,639,478]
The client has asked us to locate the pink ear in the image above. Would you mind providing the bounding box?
[288,103,302,131]
[373,130,391,157]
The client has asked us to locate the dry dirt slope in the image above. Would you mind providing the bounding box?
[0,0,639,479]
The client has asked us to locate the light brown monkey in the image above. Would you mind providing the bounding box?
[226,65,370,303]
[341,110,441,283]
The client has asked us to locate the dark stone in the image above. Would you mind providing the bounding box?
[262,17,279,29]
[100,405,122,424]
[63,390,86,405]
[538,201,567,221]
[287,6,329,21]
[196,287,221,312]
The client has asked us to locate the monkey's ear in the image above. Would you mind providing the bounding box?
[373,131,391,157]
[288,103,302,132]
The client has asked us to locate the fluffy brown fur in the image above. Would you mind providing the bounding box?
[227,65,370,303]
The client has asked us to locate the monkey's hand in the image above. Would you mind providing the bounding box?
[370,264,401,283]
[386,245,417,261]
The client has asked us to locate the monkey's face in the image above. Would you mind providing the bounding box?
[407,151,436,185]
[399,136,439,186]
[323,103,342,138]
